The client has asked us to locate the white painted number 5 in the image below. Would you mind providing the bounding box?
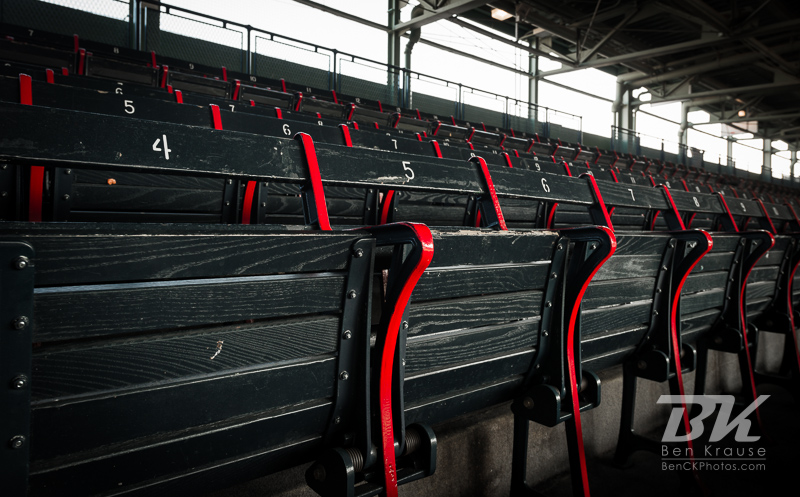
[124,100,135,114]
[402,161,414,180]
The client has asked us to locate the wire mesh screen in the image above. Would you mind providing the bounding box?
[337,56,401,107]
[253,34,331,89]
[2,0,130,46]
[611,127,639,155]
[146,6,245,72]
[546,108,582,143]
[506,101,546,137]
[408,73,458,119]
[461,89,506,130]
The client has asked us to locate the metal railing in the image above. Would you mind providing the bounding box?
[3,0,583,140]
[611,126,704,166]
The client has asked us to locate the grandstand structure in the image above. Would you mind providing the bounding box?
[1,1,799,496]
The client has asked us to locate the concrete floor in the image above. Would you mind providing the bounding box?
[206,345,799,497]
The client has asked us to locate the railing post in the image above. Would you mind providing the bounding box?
[246,26,252,75]
[332,49,337,92]
[128,0,139,50]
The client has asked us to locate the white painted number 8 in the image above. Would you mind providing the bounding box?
[740,202,746,212]
[693,197,700,207]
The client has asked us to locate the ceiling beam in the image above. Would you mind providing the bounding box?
[580,7,640,64]
[622,41,800,85]
[408,36,532,78]
[391,0,486,33]
[536,17,800,78]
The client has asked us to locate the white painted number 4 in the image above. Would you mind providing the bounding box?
[152,135,172,160]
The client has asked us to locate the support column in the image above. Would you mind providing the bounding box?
[387,0,402,106]
[528,38,539,135]
[791,148,797,182]
[678,102,689,164]
[612,81,634,154]
[727,137,735,174]
[762,138,773,182]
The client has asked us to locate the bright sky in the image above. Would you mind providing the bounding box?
[47,0,796,176]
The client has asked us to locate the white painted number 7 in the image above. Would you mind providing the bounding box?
[627,188,635,201]
[152,134,172,160]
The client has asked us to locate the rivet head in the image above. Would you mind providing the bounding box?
[12,316,28,330]
[10,375,27,389]
[545,301,552,308]
[652,310,658,316]
[354,248,364,258]
[656,288,662,293]
[64,169,71,174]
[729,277,734,282]
[225,201,231,206]
[9,436,24,449]
[261,202,267,207]
[669,241,675,248]
[637,360,647,370]
[62,194,70,200]
[339,371,349,381]
[402,321,409,329]
[662,265,668,271]
[263,182,268,187]
[590,243,597,250]
[334,416,341,425]
[551,272,557,278]
[227,179,233,185]
[13,256,29,270]
[557,244,563,250]
[342,330,352,340]
[740,239,746,245]
[347,290,357,299]
[522,397,535,409]
[542,330,549,337]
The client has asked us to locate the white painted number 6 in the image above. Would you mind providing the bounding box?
[402,161,414,180]
[282,123,291,136]
[542,178,550,193]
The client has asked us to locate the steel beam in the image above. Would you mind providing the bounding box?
[622,41,800,85]
[645,82,800,104]
[392,0,487,33]
[580,8,639,64]
[538,17,800,78]
[705,112,800,125]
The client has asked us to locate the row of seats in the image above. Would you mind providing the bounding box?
[1,23,800,497]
